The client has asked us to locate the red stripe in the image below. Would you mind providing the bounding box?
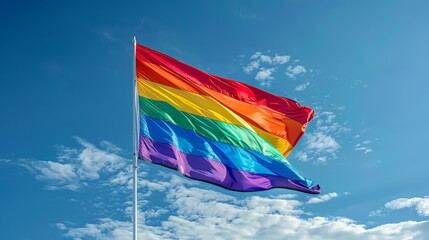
[136,44,314,125]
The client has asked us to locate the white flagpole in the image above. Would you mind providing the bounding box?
[132,36,139,240]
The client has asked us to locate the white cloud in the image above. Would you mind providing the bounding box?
[260,54,272,64]
[319,111,336,124]
[55,145,79,162]
[56,223,67,230]
[255,68,275,81]
[33,161,76,181]
[317,156,327,163]
[23,160,79,191]
[355,140,373,154]
[307,192,338,204]
[272,54,290,65]
[306,132,340,154]
[296,110,350,163]
[385,196,429,217]
[18,137,127,191]
[250,52,262,60]
[369,209,384,217]
[289,65,307,74]
[286,65,307,79]
[243,60,260,74]
[295,82,310,91]
[355,147,373,154]
[75,137,125,180]
[255,68,276,87]
[60,215,429,240]
[295,152,309,162]
[58,176,429,240]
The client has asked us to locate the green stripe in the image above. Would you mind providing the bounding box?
[139,96,285,161]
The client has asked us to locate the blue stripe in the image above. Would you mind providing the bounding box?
[139,114,312,186]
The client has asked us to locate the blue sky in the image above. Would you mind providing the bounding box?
[1,0,429,239]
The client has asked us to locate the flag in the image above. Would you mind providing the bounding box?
[135,44,320,194]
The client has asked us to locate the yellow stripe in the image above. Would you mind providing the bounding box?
[137,79,294,156]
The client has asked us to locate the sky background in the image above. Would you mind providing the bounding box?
[1,0,429,239]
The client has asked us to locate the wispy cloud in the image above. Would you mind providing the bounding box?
[0,158,11,163]
[385,196,429,217]
[75,137,125,180]
[21,160,79,191]
[250,52,262,60]
[355,140,373,154]
[295,82,310,91]
[286,65,306,79]
[18,137,127,191]
[307,192,338,204]
[296,110,349,164]
[369,209,384,217]
[243,60,260,74]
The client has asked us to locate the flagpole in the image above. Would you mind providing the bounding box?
[132,36,139,240]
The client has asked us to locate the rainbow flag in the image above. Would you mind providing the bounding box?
[136,44,320,194]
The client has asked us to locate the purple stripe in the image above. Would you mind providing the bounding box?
[139,136,320,194]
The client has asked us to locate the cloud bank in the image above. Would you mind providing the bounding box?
[10,138,429,240]
[58,177,429,240]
